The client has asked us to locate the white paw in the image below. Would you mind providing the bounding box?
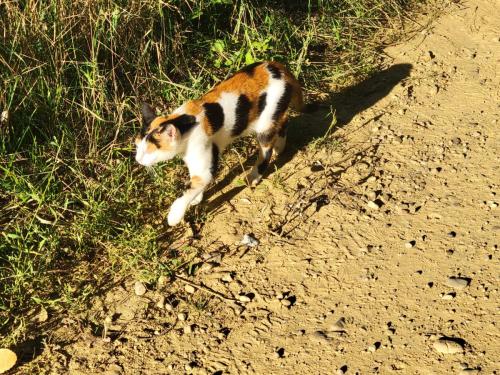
[246,170,262,187]
[190,192,203,206]
[167,199,187,226]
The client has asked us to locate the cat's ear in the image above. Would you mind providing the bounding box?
[141,102,157,126]
[162,124,179,141]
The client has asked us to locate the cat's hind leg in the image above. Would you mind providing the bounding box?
[247,130,275,187]
[273,116,288,156]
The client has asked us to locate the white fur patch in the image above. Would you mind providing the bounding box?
[135,138,157,166]
[218,91,238,131]
[254,78,286,133]
[167,198,187,226]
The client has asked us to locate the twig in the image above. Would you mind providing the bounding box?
[174,273,238,303]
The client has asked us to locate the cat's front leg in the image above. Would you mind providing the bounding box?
[190,192,204,206]
[167,197,189,226]
[167,174,211,226]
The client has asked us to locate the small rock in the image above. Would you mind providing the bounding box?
[337,365,348,375]
[366,191,377,201]
[274,347,285,358]
[0,348,17,374]
[164,303,173,311]
[177,312,187,321]
[367,344,376,352]
[405,241,416,249]
[281,299,292,307]
[330,317,346,331]
[367,200,380,210]
[432,338,464,354]
[183,325,193,334]
[134,281,147,296]
[221,273,233,283]
[238,295,252,303]
[446,277,471,289]
[459,369,480,375]
[241,234,259,247]
[487,201,498,208]
[185,285,196,294]
[441,292,456,300]
[156,296,165,309]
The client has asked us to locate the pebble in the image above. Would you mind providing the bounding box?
[185,285,196,294]
[281,299,292,307]
[221,273,233,283]
[432,338,464,354]
[459,369,480,375]
[241,234,260,247]
[367,200,380,210]
[405,241,416,249]
[331,317,346,331]
[164,303,173,312]
[183,325,193,334]
[156,296,165,309]
[0,348,17,373]
[446,277,471,289]
[134,281,147,296]
[367,344,377,352]
[441,292,456,300]
[238,295,252,303]
[274,348,285,358]
[178,313,187,321]
[337,365,348,375]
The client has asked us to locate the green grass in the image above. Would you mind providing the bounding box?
[1,0,429,345]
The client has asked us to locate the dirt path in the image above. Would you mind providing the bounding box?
[27,1,498,374]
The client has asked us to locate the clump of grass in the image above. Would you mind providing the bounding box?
[1,0,429,345]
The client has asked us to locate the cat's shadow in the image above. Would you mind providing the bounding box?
[202,63,412,214]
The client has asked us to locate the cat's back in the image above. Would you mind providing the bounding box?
[196,61,301,138]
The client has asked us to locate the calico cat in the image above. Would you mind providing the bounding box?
[135,61,306,226]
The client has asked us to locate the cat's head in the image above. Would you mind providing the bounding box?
[135,103,193,166]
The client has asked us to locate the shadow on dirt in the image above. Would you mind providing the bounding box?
[203,63,412,215]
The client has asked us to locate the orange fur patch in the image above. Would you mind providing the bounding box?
[190,175,204,188]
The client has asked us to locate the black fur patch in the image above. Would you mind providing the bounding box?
[257,130,275,146]
[267,64,282,79]
[272,83,293,122]
[257,92,267,115]
[164,114,197,135]
[239,62,263,76]
[257,148,273,175]
[211,143,220,176]
[203,102,224,133]
[146,133,161,148]
[141,103,156,137]
[278,120,289,138]
[232,94,252,137]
